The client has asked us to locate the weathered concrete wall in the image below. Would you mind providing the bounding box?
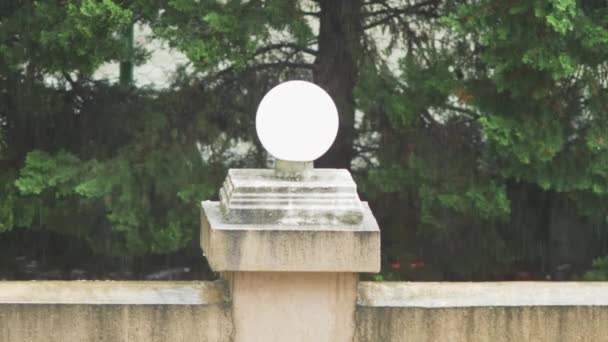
[228,272,358,342]
[355,281,608,342]
[0,281,233,342]
[5,280,608,341]
[356,306,608,342]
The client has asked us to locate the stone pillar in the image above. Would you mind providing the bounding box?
[200,81,380,342]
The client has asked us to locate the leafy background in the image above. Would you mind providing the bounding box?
[2,0,608,280]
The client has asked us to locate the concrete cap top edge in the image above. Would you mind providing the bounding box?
[357,281,608,308]
[202,201,379,232]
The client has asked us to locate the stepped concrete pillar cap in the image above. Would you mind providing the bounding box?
[201,80,380,273]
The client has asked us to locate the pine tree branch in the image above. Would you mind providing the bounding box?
[443,104,481,119]
[299,10,320,17]
[362,0,440,30]
[207,61,313,85]
[249,62,314,71]
[254,43,318,57]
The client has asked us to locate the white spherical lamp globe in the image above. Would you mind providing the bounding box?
[256,80,338,162]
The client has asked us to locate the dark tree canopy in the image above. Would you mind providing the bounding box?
[2,0,608,280]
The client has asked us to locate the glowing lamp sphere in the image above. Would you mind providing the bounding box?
[256,80,338,162]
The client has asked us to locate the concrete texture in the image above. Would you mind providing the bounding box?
[355,306,608,342]
[200,167,379,342]
[219,169,364,226]
[357,281,608,307]
[0,281,228,305]
[0,304,233,342]
[0,281,233,342]
[273,160,314,180]
[4,280,608,341]
[201,201,380,272]
[228,272,358,342]
[355,281,608,342]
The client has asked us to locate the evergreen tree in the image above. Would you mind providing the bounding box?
[2,0,608,279]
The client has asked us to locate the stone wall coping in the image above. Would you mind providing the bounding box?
[0,280,228,305]
[358,281,608,308]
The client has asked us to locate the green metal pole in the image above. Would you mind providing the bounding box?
[119,23,134,86]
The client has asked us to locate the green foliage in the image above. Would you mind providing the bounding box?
[7,88,224,255]
[583,256,608,280]
[1,0,136,74]
[354,0,608,279]
[428,0,608,276]
[3,0,608,279]
[0,177,15,232]
[356,54,515,278]
[154,0,313,72]
[0,169,39,233]
[446,0,608,200]
[0,0,270,257]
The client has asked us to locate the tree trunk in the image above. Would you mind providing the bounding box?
[313,0,362,169]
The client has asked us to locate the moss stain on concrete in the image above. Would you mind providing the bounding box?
[0,303,233,342]
[354,306,608,342]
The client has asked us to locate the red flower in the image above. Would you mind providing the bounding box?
[390,261,401,270]
[410,260,425,269]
